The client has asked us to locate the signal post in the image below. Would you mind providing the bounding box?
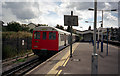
[64,11,78,58]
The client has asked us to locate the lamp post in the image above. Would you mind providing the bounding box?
[92,0,97,74]
[80,26,83,41]
[88,8,117,52]
[87,0,98,74]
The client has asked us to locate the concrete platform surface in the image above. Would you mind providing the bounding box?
[26,42,119,75]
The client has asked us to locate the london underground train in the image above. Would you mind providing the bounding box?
[32,26,78,56]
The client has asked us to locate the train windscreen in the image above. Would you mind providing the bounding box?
[34,31,40,39]
[43,32,46,40]
[49,32,56,40]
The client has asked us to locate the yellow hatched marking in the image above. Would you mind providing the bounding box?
[46,43,79,75]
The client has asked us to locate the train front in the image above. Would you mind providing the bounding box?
[32,26,59,56]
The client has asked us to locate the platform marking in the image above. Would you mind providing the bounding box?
[26,45,69,74]
[63,57,69,67]
[56,70,62,76]
[46,43,79,75]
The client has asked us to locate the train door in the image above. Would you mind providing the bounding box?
[32,31,41,49]
[64,33,66,46]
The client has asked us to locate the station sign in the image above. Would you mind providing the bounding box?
[64,15,78,26]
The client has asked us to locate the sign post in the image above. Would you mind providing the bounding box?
[70,11,73,58]
[64,11,78,58]
[106,28,109,56]
[91,0,98,74]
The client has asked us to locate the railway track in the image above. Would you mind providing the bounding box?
[2,44,71,76]
[2,56,45,76]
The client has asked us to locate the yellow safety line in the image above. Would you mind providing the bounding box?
[56,70,62,76]
[46,43,79,75]
[63,57,69,67]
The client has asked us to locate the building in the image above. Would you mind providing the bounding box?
[110,27,119,41]
[27,23,36,29]
[76,27,120,42]
[118,27,120,42]
[76,30,97,42]
[0,21,4,26]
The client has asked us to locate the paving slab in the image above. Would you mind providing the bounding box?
[26,42,119,75]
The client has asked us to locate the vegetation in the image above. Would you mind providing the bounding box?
[37,24,48,26]
[2,45,17,59]
[13,58,27,63]
[88,26,91,30]
[2,21,30,32]
[66,26,71,32]
[55,24,64,30]
[2,31,32,39]
[3,44,32,59]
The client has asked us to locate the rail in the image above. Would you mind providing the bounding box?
[2,57,42,76]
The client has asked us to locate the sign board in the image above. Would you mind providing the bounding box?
[22,40,24,45]
[64,15,78,26]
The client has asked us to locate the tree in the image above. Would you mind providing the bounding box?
[88,26,91,30]
[30,29,33,33]
[55,24,64,30]
[21,27,29,32]
[38,24,48,26]
[66,26,71,32]
[66,26,76,34]
[6,21,30,32]
[7,21,22,32]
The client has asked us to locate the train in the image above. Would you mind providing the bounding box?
[32,26,79,56]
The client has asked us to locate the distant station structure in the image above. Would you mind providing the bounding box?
[76,27,120,42]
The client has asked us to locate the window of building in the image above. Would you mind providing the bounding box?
[49,32,56,40]
[43,32,46,40]
[34,31,40,39]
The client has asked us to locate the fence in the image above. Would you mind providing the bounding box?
[2,37,32,60]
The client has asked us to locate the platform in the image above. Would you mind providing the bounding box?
[26,42,119,75]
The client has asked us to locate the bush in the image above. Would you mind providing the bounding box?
[2,31,32,39]
[2,45,17,59]
[7,21,22,32]
[4,21,30,32]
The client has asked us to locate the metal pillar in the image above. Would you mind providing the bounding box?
[97,28,100,49]
[106,28,109,56]
[70,11,73,58]
[93,0,97,54]
[91,0,98,75]
[91,53,98,74]
[101,10,103,52]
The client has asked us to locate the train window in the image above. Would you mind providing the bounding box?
[60,34,64,41]
[49,32,56,40]
[34,31,40,39]
[43,32,46,40]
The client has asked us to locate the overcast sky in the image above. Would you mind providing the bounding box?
[1,0,119,30]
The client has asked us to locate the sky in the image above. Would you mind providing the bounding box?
[0,0,120,31]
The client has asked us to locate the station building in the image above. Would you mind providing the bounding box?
[76,27,120,42]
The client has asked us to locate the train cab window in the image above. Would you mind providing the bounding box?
[43,32,46,40]
[49,32,56,40]
[34,31,40,39]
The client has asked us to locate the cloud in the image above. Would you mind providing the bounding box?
[0,3,2,20]
[118,1,120,27]
[2,7,18,23]
[1,1,118,30]
[2,2,41,20]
